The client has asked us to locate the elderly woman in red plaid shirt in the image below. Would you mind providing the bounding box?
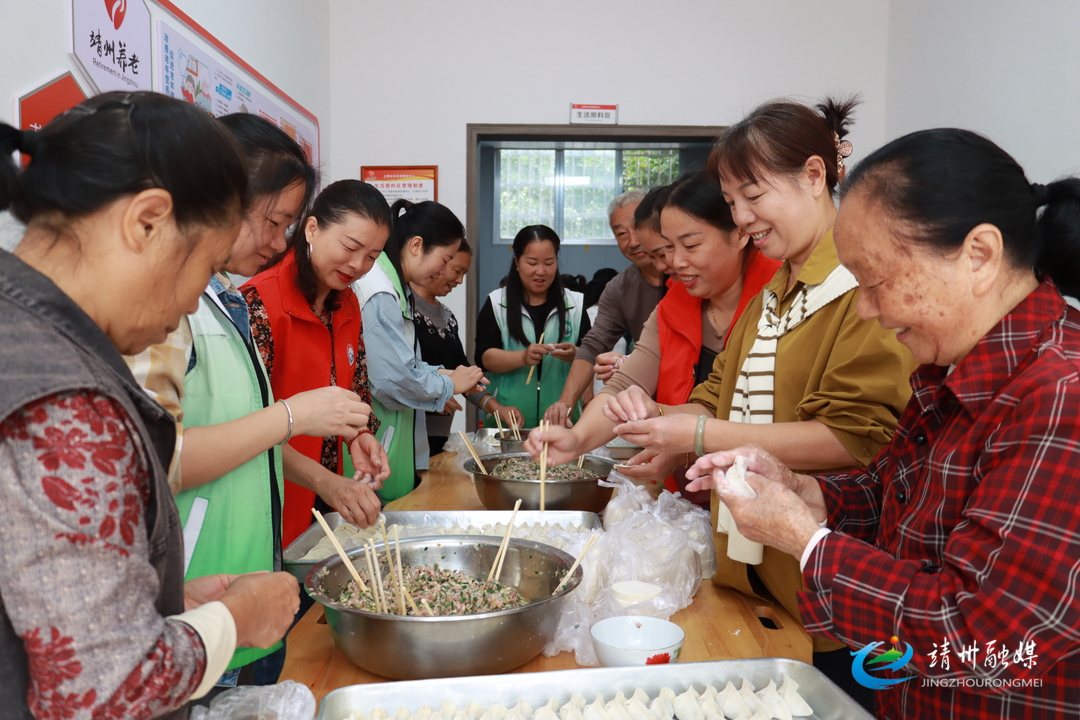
[686,128,1080,719]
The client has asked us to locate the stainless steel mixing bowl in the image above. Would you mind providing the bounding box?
[305,535,583,680]
[497,428,531,454]
[464,452,616,512]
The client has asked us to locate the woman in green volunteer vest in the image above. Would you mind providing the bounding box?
[475,225,590,429]
[355,199,487,502]
[128,115,381,695]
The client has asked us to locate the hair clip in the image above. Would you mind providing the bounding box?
[834,131,853,175]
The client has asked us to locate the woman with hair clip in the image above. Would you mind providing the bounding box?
[595,98,915,707]
[0,92,298,719]
[685,128,1080,719]
[411,238,523,455]
[475,225,591,428]
[354,200,486,502]
[242,179,392,546]
[127,114,376,693]
[527,172,780,503]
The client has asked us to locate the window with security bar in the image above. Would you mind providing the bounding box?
[495,148,681,245]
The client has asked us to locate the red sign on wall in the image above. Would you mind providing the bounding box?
[17,73,87,166]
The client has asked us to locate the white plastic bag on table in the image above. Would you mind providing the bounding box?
[543,477,710,666]
[443,430,499,459]
[189,680,316,720]
[652,487,717,579]
[599,469,653,528]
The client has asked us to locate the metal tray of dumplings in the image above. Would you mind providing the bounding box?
[283,510,602,583]
[317,658,874,720]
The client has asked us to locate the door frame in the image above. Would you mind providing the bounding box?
[464,123,727,428]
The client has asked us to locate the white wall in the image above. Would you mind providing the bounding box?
[885,0,1080,182]
[0,0,331,250]
[328,0,892,324]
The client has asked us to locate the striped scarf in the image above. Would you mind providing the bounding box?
[717,263,858,564]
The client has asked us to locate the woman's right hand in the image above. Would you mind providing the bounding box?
[449,365,487,395]
[602,385,659,424]
[525,423,582,466]
[286,386,371,439]
[218,571,300,649]
[522,343,551,367]
[593,352,625,383]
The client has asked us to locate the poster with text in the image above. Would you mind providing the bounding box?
[155,17,318,165]
[69,0,153,93]
[361,166,438,204]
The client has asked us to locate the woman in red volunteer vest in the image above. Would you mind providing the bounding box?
[527,171,779,502]
[242,180,391,545]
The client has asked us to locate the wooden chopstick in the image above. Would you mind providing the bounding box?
[361,539,383,612]
[311,509,368,593]
[488,498,522,582]
[577,454,586,469]
[524,331,546,385]
[421,598,435,616]
[493,407,504,435]
[539,419,548,511]
[511,415,521,442]
[458,431,488,474]
[392,525,407,615]
[552,532,599,596]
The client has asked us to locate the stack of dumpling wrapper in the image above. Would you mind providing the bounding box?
[348,675,813,720]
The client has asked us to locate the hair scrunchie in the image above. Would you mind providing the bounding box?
[1031,182,1049,207]
[17,129,39,156]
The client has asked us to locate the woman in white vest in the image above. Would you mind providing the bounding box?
[354,199,487,502]
[539,97,914,709]
[126,115,382,695]
[475,225,590,429]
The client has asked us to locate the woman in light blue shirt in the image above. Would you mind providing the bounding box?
[354,200,486,501]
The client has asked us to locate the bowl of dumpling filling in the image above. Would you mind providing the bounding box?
[463,452,617,512]
[305,534,583,679]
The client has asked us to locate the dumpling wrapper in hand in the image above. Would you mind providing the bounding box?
[755,681,792,720]
[723,455,757,498]
[672,690,704,720]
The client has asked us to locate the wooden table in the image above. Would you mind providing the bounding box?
[280,452,812,702]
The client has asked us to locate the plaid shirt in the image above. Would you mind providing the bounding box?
[801,281,1080,719]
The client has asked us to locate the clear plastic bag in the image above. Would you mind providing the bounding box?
[542,476,715,666]
[189,680,316,720]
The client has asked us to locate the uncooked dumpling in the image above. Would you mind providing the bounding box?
[779,674,813,717]
[672,689,704,720]
[724,455,756,498]
[718,682,749,720]
[629,689,650,706]
[584,695,610,720]
[755,680,792,720]
[626,700,654,720]
[605,698,632,720]
[465,703,486,720]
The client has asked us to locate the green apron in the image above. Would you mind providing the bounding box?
[355,254,418,502]
[176,290,284,671]
[484,287,584,428]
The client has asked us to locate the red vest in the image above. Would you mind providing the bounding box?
[655,250,781,499]
[242,252,363,546]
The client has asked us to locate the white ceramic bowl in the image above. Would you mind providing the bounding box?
[590,616,685,666]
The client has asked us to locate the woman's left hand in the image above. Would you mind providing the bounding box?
[612,414,698,453]
[710,471,822,559]
[350,431,391,489]
[549,342,577,362]
[184,573,237,611]
[318,470,381,528]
